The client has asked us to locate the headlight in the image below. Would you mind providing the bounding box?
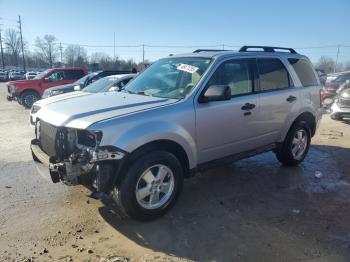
[77,130,103,148]
[31,104,41,114]
[42,90,49,98]
[8,85,16,93]
[51,90,64,96]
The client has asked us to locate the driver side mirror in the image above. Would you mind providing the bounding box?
[198,85,231,103]
[44,77,51,82]
[74,85,81,91]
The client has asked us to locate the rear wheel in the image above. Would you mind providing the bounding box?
[21,90,40,109]
[275,121,311,166]
[113,151,184,221]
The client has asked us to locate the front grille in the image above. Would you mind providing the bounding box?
[39,120,58,157]
[338,98,350,108]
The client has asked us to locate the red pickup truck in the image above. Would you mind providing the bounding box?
[6,67,88,108]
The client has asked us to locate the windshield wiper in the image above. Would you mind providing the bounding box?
[124,90,152,96]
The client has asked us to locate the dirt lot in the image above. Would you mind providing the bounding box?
[0,84,350,262]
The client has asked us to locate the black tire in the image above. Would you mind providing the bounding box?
[21,90,40,109]
[114,151,184,221]
[330,114,342,121]
[275,121,311,166]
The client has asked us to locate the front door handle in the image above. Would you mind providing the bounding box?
[286,95,297,102]
[241,103,256,111]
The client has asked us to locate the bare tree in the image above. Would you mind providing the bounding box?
[64,44,87,67]
[4,29,22,66]
[35,35,59,67]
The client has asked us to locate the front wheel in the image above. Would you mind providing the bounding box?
[275,121,311,166]
[21,90,40,109]
[114,151,184,221]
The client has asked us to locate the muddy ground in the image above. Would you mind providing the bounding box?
[0,84,349,262]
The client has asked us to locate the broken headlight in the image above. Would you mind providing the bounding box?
[76,130,102,148]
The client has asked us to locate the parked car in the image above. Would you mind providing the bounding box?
[42,70,134,98]
[9,71,25,80]
[0,71,8,81]
[315,69,326,85]
[31,46,322,221]
[30,74,135,125]
[6,67,88,108]
[324,72,350,98]
[25,71,38,80]
[330,80,350,120]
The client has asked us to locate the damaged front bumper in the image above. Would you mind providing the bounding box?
[30,138,126,190]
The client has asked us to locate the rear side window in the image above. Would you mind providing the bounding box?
[65,70,85,80]
[257,58,291,91]
[288,58,318,86]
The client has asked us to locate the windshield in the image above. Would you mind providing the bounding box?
[74,73,95,85]
[33,70,49,79]
[83,76,119,93]
[125,57,211,99]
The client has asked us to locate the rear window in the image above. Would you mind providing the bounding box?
[257,58,291,91]
[65,70,85,80]
[288,58,318,86]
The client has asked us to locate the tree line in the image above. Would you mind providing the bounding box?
[1,28,147,71]
[1,28,350,74]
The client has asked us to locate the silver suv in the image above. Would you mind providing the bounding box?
[31,46,322,220]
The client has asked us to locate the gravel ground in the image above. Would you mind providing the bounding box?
[0,83,350,262]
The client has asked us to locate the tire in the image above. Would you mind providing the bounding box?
[275,121,311,166]
[114,151,184,221]
[330,114,342,121]
[21,90,40,109]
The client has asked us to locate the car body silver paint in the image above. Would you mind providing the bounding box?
[34,51,322,169]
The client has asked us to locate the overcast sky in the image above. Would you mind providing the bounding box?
[1,0,349,63]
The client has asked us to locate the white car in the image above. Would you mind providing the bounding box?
[25,71,38,80]
[30,74,135,126]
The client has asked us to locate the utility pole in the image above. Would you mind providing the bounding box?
[17,15,26,72]
[59,42,63,66]
[142,44,145,67]
[0,22,5,70]
[334,45,340,73]
[113,32,116,60]
[222,44,225,50]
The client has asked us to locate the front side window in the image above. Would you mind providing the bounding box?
[257,58,291,91]
[206,59,253,96]
[46,71,65,82]
[125,57,212,99]
[288,58,318,86]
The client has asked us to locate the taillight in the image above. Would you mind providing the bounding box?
[320,88,325,107]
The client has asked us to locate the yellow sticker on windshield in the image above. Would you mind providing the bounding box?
[177,64,199,74]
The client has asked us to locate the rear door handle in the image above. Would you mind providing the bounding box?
[286,95,297,102]
[241,103,256,111]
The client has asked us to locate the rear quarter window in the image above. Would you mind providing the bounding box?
[65,70,85,80]
[288,58,318,87]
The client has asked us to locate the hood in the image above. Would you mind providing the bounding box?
[7,79,41,86]
[36,92,177,129]
[35,91,91,107]
[45,83,75,92]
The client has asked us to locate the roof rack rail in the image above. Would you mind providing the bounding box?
[193,49,231,53]
[239,46,297,54]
